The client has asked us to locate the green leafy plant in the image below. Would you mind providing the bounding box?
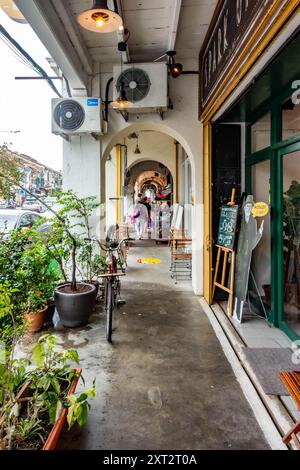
[0,145,21,202]
[17,232,60,314]
[15,418,44,444]
[0,227,60,318]
[53,191,102,283]
[283,180,300,250]
[0,334,96,450]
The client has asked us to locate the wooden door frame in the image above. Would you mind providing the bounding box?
[203,121,213,304]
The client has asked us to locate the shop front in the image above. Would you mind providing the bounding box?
[200,0,300,340]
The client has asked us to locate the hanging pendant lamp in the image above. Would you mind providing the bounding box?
[111,52,133,109]
[110,80,133,109]
[134,135,142,155]
[77,0,123,33]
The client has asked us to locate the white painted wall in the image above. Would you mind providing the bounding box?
[63,135,101,236]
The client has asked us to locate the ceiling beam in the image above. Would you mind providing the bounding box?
[51,0,94,76]
[14,0,91,94]
[168,0,182,52]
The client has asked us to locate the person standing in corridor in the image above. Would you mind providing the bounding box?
[131,199,148,240]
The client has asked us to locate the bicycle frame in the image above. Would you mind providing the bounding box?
[85,237,126,342]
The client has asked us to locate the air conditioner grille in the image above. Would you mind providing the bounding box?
[117,68,151,103]
[53,100,85,131]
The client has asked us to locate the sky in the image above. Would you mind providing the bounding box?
[0,9,62,171]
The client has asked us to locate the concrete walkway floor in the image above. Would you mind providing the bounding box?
[55,241,270,450]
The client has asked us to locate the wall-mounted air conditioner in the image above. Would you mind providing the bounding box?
[113,63,168,113]
[52,97,104,135]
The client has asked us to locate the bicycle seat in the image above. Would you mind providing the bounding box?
[106,240,119,249]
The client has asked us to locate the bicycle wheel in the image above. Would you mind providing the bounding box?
[106,280,114,342]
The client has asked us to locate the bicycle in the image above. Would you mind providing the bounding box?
[85,237,127,342]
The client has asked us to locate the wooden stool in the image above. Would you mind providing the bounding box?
[279,371,300,449]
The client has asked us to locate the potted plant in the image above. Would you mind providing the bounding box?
[0,227,60,333]
[56,191,105,291]
[0,160,97,328]
[15,229,61,333]
[0,291,96,452]
[48,192,98,327]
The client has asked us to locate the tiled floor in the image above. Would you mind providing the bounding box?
[220,301,293,349]
[219,301,300,423]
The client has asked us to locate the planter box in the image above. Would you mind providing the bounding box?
[0,368,82,451]
[43,368,81,451]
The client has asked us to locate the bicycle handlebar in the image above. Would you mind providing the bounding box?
[84,237,127,252]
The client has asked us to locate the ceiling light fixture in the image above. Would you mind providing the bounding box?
[111,44,133,110]
[170,63,183,78]
[77,0,123,33]
[0,0,26,23]
[154,51,184,79]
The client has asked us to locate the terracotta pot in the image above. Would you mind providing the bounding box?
[0,369,82,451]
[25,306,48,333]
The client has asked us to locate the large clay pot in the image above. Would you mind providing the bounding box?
[25,306,48,333]
[83,280,100,299]
[55,283,96,328]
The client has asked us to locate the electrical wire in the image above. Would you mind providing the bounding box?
[0,34,36,72]
[0,24,62,98]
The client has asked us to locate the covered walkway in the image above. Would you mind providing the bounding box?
[55,242,269,450]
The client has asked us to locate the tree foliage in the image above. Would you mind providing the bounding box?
[0,146,21,201]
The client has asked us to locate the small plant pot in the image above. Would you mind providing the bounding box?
[24,306,48,333]
[55,283,96,328]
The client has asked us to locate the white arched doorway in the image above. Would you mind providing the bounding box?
[101,122,203,296]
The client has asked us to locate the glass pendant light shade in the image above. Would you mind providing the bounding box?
[171,63,183,78]
[0,0,26,23]
[77,0,123,33]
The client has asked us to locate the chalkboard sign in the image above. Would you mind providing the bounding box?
[217,205,239,250]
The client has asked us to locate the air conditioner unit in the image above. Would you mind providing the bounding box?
[113,63,168,113]
[52,97,104,135]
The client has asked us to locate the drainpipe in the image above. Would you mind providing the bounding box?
[116,144,122,225]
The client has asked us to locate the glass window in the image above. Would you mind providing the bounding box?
[0,214,17,233]
[251,160,271,308]
[282,150,300,337]
[19,214,36,228]
[282,99,300,141]
[251,113,271,153]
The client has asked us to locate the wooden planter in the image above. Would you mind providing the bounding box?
[0,368,82,451]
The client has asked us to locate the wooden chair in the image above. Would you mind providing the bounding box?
[170,238,192,284]
[279,371,300,449]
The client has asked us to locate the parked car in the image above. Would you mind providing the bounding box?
[0,200,17,209]
[22,198,44,213]
[0,209,43,238]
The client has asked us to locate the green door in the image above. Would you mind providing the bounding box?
[278,143,300,341]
